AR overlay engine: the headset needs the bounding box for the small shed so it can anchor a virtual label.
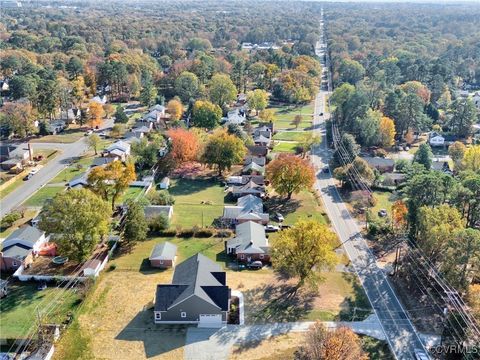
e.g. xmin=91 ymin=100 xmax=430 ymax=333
xmin=149 ymin=242 xmax=178 ymax=268
xmin=159 ymin=177 xmax=170 ymax=189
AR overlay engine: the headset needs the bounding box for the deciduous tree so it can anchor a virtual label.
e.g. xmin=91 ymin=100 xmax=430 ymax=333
xmin=272 ymin=220 xmax=338 ymax=292
xmin=379 ymin=116 xmax=396 ymax=147
xmin=167 ymin=128 xmax=200 ymax=165
xmin=463 ymin=145 xmax=480 ymax=172
xmin=296 ymin=322 xmax=368 ymax=360
xmin=448 ymin=141 xmax=466 ymax=170
xmin=86 ymin=133 xmax=101 ymax=155
xmin=87 ymin=161 xmax=136 ymax=210
xmin=247 ymin=89 xmax=269 ymax=115
xmin=201 ymin=129 xmax=246 ymax=175
xmin=88 ymin=101 xmax=104 ymax=128
xmin=39 ymin=189 xmax=111 ymax=262
xmin=174 ymin=71 xmax=200 ymax=103
xmin=293 ymin=114 xmax=302 ymax=129
xmin=167 ymin=99 xmax=184 ymax=121
xmin=258 ymin=108 xmax=276 ymax=123
xmin=267 ymin=154 xmax=315 ymax=199
xmin=208 ymin=73 xmax=237 ymax=108
xmin=192 ymin=100 xmax=222 ymax=129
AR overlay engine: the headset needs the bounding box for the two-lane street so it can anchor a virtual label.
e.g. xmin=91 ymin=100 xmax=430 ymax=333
xmin=311 ymin=84 xmax=428 ymax=360
xmin=0 ymin=118 xmax=114 ymax=218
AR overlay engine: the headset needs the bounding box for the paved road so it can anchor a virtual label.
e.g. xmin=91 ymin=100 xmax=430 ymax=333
xmin=0 ymin=119 xmax=113 ymax=217
xmin=311 ymin=21 xmax=428 ymax=359
xmin=184 ymin=315 xmax=384 ymax=360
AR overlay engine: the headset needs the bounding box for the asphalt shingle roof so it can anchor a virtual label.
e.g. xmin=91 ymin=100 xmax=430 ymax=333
xmin=150 ymin=242 xmax=177 ymax=261
xmin=155 ymin=254 xmax=229 ymax=312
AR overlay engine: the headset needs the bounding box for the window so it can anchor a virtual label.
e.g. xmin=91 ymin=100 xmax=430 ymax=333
xmin=259 ymin=254 xmax=264 ymax=259
xmin=155 ymin=313 xmax=161 ymax=319
xmin=181 ymin=312 xmax=187 ymax=318
xmin=159 ymin=260 xmax=164 ymax=264
xmin=12 ymin=261 xmax=17 ymax=267
xmin=240 ymin=254 xmax=245 ymax=259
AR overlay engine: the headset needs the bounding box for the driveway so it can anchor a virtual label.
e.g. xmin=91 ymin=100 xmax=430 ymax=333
xmin=184 ymin=315 xmax=384 ymax=360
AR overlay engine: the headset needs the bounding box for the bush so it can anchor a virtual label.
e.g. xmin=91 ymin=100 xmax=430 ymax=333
xmin=0 ymin=211 xmax=22 ymax=229
xmin=148 ymin=214 xmax=170 ymax=233
xmin=148 ymin=190 xmax=175 ymax=205
xmin=395 ymin=159 xmax=410 ymax=173
xmin=373 ymin=148 xmax=387 ymax=158
xmin=109 ymin=263 xmax=117 ymax=271
xmin=195 ymin=228 xmax=214 ymax=238
xmin=157 ymin=229 xmax=177 ymax=237
xmin=215 ymin=229 xmax=233 ymax=238
xmin=178 ymin=229 xmax=195 ymax=238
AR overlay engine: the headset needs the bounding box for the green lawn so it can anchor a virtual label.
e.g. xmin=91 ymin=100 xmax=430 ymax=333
xmin=112 ymin=236 xmax=225 ymax=271
xmin=24 ymin=186 xmax=65 ymax=207
xmin=120 ymin=187 xmax=146 ymax=203
xmin=49 ymin=156 xmax=94 ymax=184
xmin=168 ymin=178 xmax=230 ymax=228
xmin=273 ymin=141 xmax=300 ymax=153
xmin=0 ymin=176 xmax=26 ymax=200
xmin=372 ymin=190 xmax=395 ymax=216
xmin=0 ymin=282 xmax=80 ymax=339
xmin=31 ymin=130 xmax=85 ymax=144
xmin=272 ymin=132 xmax=310 ymax=142
xmin=274 ymin=119 xmax=313 ymax=131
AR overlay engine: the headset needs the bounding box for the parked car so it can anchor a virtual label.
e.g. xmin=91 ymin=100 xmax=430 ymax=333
xmin=247 ymin=261 xmax=263 ymax=270
xmin=24 ymin=168 xmax=39 ymax=180
xmin=319 ymin=112 xmax=324 ymax=116
xmin=378 ymin=209 xmax=388 ymax=217
xmin=275 ymin=212 xmax=285 ymax=222
xmin=84 ymin=129 xmax=93 ymax=136
xmin=265 ymin=224 xmax=280 ymax=232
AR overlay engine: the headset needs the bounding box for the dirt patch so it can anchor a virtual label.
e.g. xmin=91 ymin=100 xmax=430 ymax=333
xmin=230 ymin=332 xmax=303 ymax=360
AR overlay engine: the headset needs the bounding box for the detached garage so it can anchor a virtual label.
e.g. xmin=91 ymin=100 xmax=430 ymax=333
xmin=149 ymin=242 xmax=177 ymax=269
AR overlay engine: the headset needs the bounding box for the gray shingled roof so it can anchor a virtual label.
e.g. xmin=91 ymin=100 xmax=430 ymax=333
xmin=155 ymin=253 xmax=229 ymax=312
xmin=150 ymin=242 xmax=177 ymax=261
xmin=3 ymin=225 xmax=44 ymax=248
xmin=227 ymin=221 xmax=268 ymax=254
xmin=1 ymin=244 xmax=31 ymax=259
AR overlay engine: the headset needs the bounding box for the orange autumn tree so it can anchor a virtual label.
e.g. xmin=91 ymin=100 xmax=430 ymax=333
xmin=167 ymin=128 xmax=200 ymax=166
xmin=299 ymin=322 xmax=368 ymax=360
xmin=88 ymin=101 xmax=104 ymax=128
xmin=392 ymin=200 xmax=408 ymax=231
xmin=379 ymin=116 xmax=396 ymax=147
xmin=267 ymin=154 xmax=315 ymax=199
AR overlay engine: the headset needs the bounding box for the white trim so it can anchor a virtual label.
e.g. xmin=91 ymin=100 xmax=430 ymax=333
xmin=154 ymin=320 xmax=198 ymax=324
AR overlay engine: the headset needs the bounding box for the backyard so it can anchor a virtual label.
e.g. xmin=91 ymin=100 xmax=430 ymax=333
xmin=168 ymin=178 xmax=231 ymax=228
xmin=23 ymin=185 xmax=65 ymax=207
xmin=0 ymin=282 xmax=80 ymax=340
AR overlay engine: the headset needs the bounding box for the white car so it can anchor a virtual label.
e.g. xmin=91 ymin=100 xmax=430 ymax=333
xmin=414 ymin=349 xmax=429 ymax=360
xmin=25 ymin=168 xmax=39 ymax=180
xmin=264 ymin=225 xmax=280 ymax=232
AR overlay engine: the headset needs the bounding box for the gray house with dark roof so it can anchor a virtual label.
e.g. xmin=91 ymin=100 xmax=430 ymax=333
xmin=223 ymin=195 xmax=269 ymax=225
xmin=154 ymin=253 xmax=230 ymax=327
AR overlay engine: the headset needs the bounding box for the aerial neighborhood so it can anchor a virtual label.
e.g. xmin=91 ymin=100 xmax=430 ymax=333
xmin=0 ymin=1 xmax=479 ymax=360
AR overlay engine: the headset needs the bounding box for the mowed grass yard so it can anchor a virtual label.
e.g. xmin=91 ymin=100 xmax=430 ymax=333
xmin=272 ymin=141 xmax=300 ymax=153
xmin=30 ymin=129 xmax=85 ymax=144
xmin=23 ymin=185 xmax=65 ymax=207
xmin=0 ymin=282 xmax=80 ymax=339
xmin=168 ymin=178 xmax=231 ymax=228
xmin=270 ymin=103 xmax=314 ymax=130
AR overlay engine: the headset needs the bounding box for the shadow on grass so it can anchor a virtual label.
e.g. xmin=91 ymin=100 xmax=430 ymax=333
xmin=244 ymin=280 xmax=316 ymax=324
xmin=337 ymin=272 xmax=372 ymax=321
xmin=116 ymin=309 xmax=188 ymax=358
xmin=264 ymin=196 xmax=301 ymax=217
